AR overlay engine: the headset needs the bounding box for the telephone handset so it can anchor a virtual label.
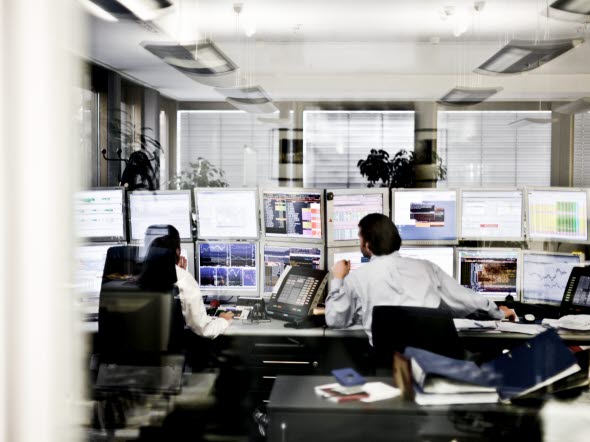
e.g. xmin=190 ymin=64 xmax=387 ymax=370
xmin=266 ymin=265 xmax=329 ymax=321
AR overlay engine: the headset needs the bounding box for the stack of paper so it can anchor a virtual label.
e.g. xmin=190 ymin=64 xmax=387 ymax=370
xmin=314 ymin=382 xmax=400 ymax=403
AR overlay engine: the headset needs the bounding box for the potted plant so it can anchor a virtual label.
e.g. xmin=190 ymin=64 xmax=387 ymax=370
xmin=168 ymin=157 xmax=229 ymax=189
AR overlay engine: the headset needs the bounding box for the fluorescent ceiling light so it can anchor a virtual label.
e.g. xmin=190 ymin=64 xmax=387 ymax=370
xmin=117 ymin=0 xmax=174 ymax=22
xmin=546 ymin=0 xmax=590 ymax=22
xmin=80 ymin=0 xmax=119 ymax=21
xmin=216 ymin=86 xmax=279 ymax=114
xmin=555 ymin=97 xmax=590 ymax=114
xmin=508 ymin=117 xmax=558 ymax=128
xmin=475 ymin=38 xmax=584 ymax=75
xmin=438 ymin=86 xmax=503 ymax=106
xmin=141 ymin=40 xmax=238 ymax=87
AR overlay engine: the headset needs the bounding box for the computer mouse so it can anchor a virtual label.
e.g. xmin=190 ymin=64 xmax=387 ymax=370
xmin=524 ymin=313 xmax=536 ymax=323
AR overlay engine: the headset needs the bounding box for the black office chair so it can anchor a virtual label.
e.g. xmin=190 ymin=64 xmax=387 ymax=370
xmin=371 ymin=306 xmax=466 ymax=369
xmin=102 ymin=245 xmax=142 ymax=281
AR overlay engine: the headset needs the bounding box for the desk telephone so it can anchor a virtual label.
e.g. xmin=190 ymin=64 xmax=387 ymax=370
xmin=266 ymin=266 xmax=329 ymax=322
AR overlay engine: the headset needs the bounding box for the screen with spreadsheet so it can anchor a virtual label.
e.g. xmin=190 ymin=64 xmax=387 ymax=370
xmin=195 ymin=189 xmax=258 ymax=239
xmin=457 ymin=249 xmax=519 ymax=299
xmin=461 ymin=190 xmax=523 ymax=240
xmin=263 ymin=191 xmax=323 ymax=240
xmin=129 ymin=191 xmax=192 ymax=240
xmin=263 ymin=244 xmax=322 ymax=294
xmin=75 ymin=189 xmax=125 ymax=241
xmin=197 ymin=242 xmax=258 ymax=291
xmin=522 ymin=252 xmax=581 ymax=305
xmin=393 ymin=190 xmax=457 ymax=243
xmin=398 ymin=247 xmax=454 ymax=278
xmin=328 ymin=192 xmax=384 ymax=244
xmin=527 ymin=189 xmax=588 ymax=242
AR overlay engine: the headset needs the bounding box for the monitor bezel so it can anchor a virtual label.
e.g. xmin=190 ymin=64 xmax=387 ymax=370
xmin=325 ymin=187 xmax=390 ymax=248
xmin=75 ymin=187 xmax=128 ymax=243
xmin=260 ymin=187 xmax=326 ymax=244
xmin=456 ymin=247 xmax=522 ymax=302
xmin=521 ymin=250 xmax=584 ymax=306
xmin=260 ymin=240 xmax=326 ymax=297
xmin=525 ymin=187 xmax=590 ymax=244
xmin=195 ymin=240 xmax=260 ymax=297
xmin=459 ymin=188 xmax=525 ymax=241
xmin=128 ymin=190 xmax=194 ymax=241
xmin=391 ymin=188 xmax=460 ymax=245
xmin=398 ymin=246 xmax=456 ymax=279
xmin=194 ymin=187 xmax=260 ymax=241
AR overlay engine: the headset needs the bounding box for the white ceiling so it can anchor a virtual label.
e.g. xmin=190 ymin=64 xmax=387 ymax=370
xmin=80 ymin=0 xmax=590 ymax=101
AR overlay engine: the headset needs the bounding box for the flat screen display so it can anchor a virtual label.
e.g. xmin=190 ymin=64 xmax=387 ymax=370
xmin=457 ymin=249 xmax=519 ymax=299
xmin=75 ymin=190 xmax=125 ymax=241
xmin=263 ymin=244 xmax=322 ymax=294
xmin=398 ymin=247 xmax=454 ymax=278
xmin=522 ymin=252 xmax=581 ymax=305
xmin=129 ymin=192 xmax=192 ymax=240
xmin=527 ymin=189 xmax=588 ymax=241
xmin=196 ymin=189 xmax=258 ymax=239
xmin=461 ymin=190 xmax=523 ymax=239
xmin=263 ymin=191 xmax=322 ymax=240
xmin=330 ymin=192 xmax=384 ymax=242
xmin=197 ymin=242 xmax=258 ymax=291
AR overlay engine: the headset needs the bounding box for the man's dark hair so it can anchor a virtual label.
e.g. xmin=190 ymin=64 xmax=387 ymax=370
xmin=358 ymin=213 xmax=402 ymax=256
xmin=144 ymin=224 xmax=181 ymax=254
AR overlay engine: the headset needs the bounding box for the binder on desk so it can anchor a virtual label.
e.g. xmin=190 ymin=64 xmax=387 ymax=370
xmin=404 ymin=329 xmax=580 ymax=403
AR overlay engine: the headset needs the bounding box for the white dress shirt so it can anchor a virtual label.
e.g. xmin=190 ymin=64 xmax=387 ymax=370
xmin=175 ymin=265 xmax=230 ymax=339
xmin=325 ymin=252 xmax=505 ymax=345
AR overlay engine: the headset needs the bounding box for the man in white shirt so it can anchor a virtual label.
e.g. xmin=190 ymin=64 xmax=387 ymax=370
xmin=147 ymin=228 xmax=233 ymax=339
xmin=325 ymin=214 xmax=516 ymax=345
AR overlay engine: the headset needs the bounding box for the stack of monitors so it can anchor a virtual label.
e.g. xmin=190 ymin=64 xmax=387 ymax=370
xmin=457 ymin=248 xmax=520 ymax=301
xmin=195 ymin=188 xmax=260 ymax=296
xmin=392 ymin=189 xmax=458 ymax=244
xmin=74 ymin=189 xmax=126 ymax=242
xmin=128 ymin=191 xmax=193 ymax=241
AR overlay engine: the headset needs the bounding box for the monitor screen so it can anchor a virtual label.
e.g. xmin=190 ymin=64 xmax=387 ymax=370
xmin=75 ymin=190 xmax=125 ymax=241
xmin=197 ymin=242 xmax=258 ymax=291
xmin=263 ymin=191 xmax=323 ymax=240
xmin=457 ymin=249 xmax=519 ymax=299
xmin=129 ymin=192 xmax=192 ymax=240
xmin=263 ymin=244 xmax=323 ymax=294
xmin=461 ymin=190 xmax=523 ymax=239
xmin=522 ymin=252 xmax=581 ymax=305
xmin=393 ymin=190 xmax=457 ymax=243
xmin=195 ymin=189 xmax=258 ymax=239
xmin=398 ymin=247 xmax=454 ymax=278
xmin=328 ymin=191 xmax=384 ymax=244
xmin=572 ymin=275 xmax=590 ymax=308
xmin=527 ymin=189 xmax=588 ymax=242
xmin=329 ymin=249 xmax=370 ymax=273
xmin=75 ymin=244 xmax=112 ymax=298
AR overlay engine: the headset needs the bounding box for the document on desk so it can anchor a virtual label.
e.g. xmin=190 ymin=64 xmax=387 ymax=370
xmin=453 ymin=319 xmax=498 ymax=331
xmin=496 ymin=322 xmax=546 ymax=335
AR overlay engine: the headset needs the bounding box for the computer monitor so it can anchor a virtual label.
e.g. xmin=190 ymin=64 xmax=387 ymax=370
xmin=262 ymin=188 xmax=324 ymax=242
xmin=129 ymin=191 xmax=193 ymax=241
xmin=196 ymin=241 xmax=258 ymax=297
xmin=262 ymin=242 xmax=324 ymax=295
xmin=526 ymin=188 xmax=589 ymax=242
xmin=195 ymin=188 xmax=259 ymax=240
xmin=398 ymin=247 xmax=455 ymax=278
xmin=460 ymin=189 xmax=524 ymax=240
xmin=75 ymin=189 xmax=126 ymax=242
xmin=74 ymin=244 xmax=114 ymax=316
xmin=522 ymin=251 xmax=582 ymax=305
xmin=457 ymin=248 xmax=520 ymax=301
xmin=325 ymin=188 xmax=389 ymax=247
xmin=392 ymin=189 xmax=458 ymax=244
xmin=327 ymin=246 xmax=370 ymax=274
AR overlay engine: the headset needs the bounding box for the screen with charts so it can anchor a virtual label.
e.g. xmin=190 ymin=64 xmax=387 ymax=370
xmin=75 ymin=190 xmax=125 ymax=241
xmin=393 ymin=190 xmax=457 ymax=242
xmin=129 ymin=192 xmax=192 ymax=240
xmin=461 ymin=190 xmax=523 ymax=239
xmin=263 ymin=244 xmax=323 ymax=294
xmin=328 ymin=191 xmax=384 ymax=243
xmin=527 ymin=189 xmax=588 ymax=241
xmin=522 ymin=252 xmax=581 ymax=305
xmin=74 ymin=244 xmax=112 ymax=315
xmin=457 ymin=249 xmax=519 ymax=299
xmin=197 ymin=242 xmax=257 ymax=291
xmin=398 ymin=247 xmax=454 ymax=278
xmin=263 ymin=191 xmax=322 ymax=240
xmin=196 ymin=189 xmax=258 ymax=239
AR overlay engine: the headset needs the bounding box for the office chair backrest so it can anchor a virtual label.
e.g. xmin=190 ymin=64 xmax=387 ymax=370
xmin=372 ymin=306 xmax=465 ymax=363
xmin=102 ymin=245 xmax=142 ymax=280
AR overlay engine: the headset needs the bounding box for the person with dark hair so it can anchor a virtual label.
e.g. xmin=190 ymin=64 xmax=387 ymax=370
xmin=325 ymin=213 xmax=515 ymax=344
xmin=144 ymin=225 xmax=233 ymax=339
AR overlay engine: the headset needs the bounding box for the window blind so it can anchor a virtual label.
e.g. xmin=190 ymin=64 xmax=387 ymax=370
xmin=303 ymin=111 xmax=415 ymax=188
xmin=178 ymin=111 xmax=277 ymax=187
xmin=437 ymin=111 xmax=552 ymax=188
xmin=573 ymin=112 xmax=590 ymax=187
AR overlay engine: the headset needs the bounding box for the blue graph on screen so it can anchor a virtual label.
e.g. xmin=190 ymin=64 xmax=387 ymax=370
xmin=198 ymin=242 xmax=257 ymax=290
xmin=243 ymin=268 xmax=257 ymax=287
xmin=227 ymin=267 xmax=243 ymax=286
